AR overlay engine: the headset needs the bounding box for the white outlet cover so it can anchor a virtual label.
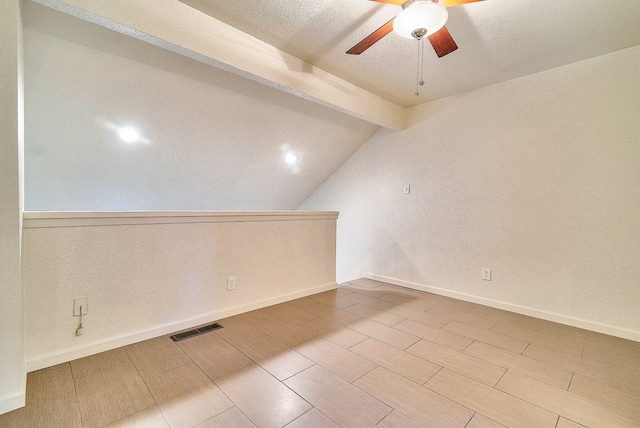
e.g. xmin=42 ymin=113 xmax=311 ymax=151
xmin=227 ymin=276 xmax=236 ymax=290
xmin=482 ymin=268 xmax=491 ymax=281
xmin=73 ymin=297 xmax=88 ymax=316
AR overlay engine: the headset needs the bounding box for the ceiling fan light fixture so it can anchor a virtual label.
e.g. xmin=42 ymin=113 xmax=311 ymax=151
xmin=393 ymin=1 xmax=449 ymax=40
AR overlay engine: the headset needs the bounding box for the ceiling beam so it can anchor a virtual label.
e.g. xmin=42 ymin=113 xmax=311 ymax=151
xmin=32 ymin=0 xmax=407 ymax=130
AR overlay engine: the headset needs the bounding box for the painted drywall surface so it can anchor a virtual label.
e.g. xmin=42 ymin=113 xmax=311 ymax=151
xmin=23 ymin=212 xmax=336 ymax=369
xmin=23 ymin=2 xmax=379 ymax=211
xmin=0 ymin=0 xmax=26 ymax=415
xmin=300 ymin=45 xmax=640 ymax=336
xmin=299 ymin=145 xmax=369 ymax=284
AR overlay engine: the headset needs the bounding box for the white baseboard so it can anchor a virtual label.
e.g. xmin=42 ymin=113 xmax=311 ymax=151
xmin=0 ymin=389 xmax=25 ymax=416
xmin=27 ymin=282 xmax=337 ymax=372
xmin=365 ymin=273 xmax=639 ymax=342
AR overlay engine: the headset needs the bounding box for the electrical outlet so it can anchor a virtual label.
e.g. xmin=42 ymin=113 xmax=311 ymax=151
xmin=482 ymin=268 xmax=491 ymax=281
xmin=227 ymin=276 xmax=236 ymax=291
xmin=73 ymin=297 xmax=88 ymax=316
xmin=403 ymin=184 xmax=411 ymax=194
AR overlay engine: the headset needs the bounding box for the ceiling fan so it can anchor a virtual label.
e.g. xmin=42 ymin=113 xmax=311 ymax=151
xmin=347 ymin=0 xmax=485 ymax=58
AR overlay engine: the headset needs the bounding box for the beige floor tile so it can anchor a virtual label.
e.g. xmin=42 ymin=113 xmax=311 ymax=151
xmin=0 ymin=403 xmax=82 ymax=428
xmin=25 ymin=404 xmax=82 ymax=428
xmin=523 ymin=343 xmax=640 ymax=395
xmin=568 ymin=373 xmax=640 ymax=420
xmin=297 ymin=316 xmax=368 ymax=348
xmin=385 ymin=305 xmax=449 ymax=328
xmin=466 ymin=413 xmax=508 ymax=428
xmin=104 ymin=405 xmax=170 ymax=428
xmin=303 ymin=302 xmax=362 ymax=325
xmin=333 ymin=292 xmax=398 ymax=311
xmin=407 ymin=340 xmax=506 ymax=386
xmin=496 ymin=371 xmax=638 ymax=428
xmin=194 ymin=407 xmax=255 ymax=428
xmin=384 ymin=294 xmax=439 ymax=311
xmin=343 ymin=278 xmax=388 ymax=289
xmin=195 ymin=407 xmax=256 ymax=428
xmin=145 ymin=363 xmax=233 ymax=428
xmin=25 ymin=363 xmax=77 ymax=415
xmin=177 ymin=331 xmax=253 ymax=379
xmin=346 ymin=319 xmax=420 ymax=349
xmin=70 ymin=348 xmax=131 ymax=378
xmin=467 ymin=307 xmax=545 ymax=332
xmin=0 ymin=406 xmax=26 ymax=427
xmin=354 ymin=366 xmax=473 ymax=428
xmin=444 ymin=321 xmax=529 ymax=354
xmin=74 ymin=361 xmax=155 ymax=428
xmin=240 ymin=311 xmax=318 ymax=347
xmin=539 ymin=322 xmax=591 ymax=342
xmin=375 ymin=410 xmax=424 ymax=428
xmin=425 ymin=369 xmax=557 ymax=428
xmin=263 ymin=302 xmax=319 ymax=324
xmin=214 ymin=316 xmax=267 ymax=347
xmin=430 ymin=297 xmax=477 ymax=313
xmin=426 ymin=305 xmax=497 ymax=330
xmin=294 ymin=337 xmax=377 ymax=382
xmin=349 ymin=338 xmax=441 ymax=384
xmin=377 ymin=293 xmax=415 ymax=305
xmin=286 ymin=295 xmax=321 ymax=308
xmin=491 ymin=322 xmax=585 ymax=356
xmin=125 ymin=335 xmax=191 ymax=379
xmin=394 ymin=319 xmax=473 ymax=351
xmin=285 ymin=365 xmax=391 ymax=428
xmin=464 ymin=341 xmax=573 ymax=389
xmin=556 ymin=417 xmax=587 ymax=428
xmin=343 ymin=303 xmax=406 ymax=326
xmin=339 ymin=286 xmax=395 ymax=299
xmin=217 ymin=364 xmax=312 ymax=428
xmin=582 ymin=337 xmax=640 ymax=370
xmin=233 ymin=335 xmax=314 ymax=381
xmin=284 ymin=408 xmax=340 ymax=428
xmin=308 ymin=289 xmax=356 ymax=307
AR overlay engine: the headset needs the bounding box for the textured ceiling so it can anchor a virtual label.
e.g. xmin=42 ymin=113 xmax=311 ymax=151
xmin=180 ymin=0 xmax=640 ymax=107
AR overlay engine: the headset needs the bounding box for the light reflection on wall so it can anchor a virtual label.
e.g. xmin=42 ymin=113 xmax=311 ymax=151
xmin=279 ymin=143 xmax=301 ymax=174
xmin=94 ymin=116 xmax=152 ymax=145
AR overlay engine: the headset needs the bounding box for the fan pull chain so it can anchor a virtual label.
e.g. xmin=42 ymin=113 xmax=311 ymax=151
xmin=415 ymin=38 xmax=425 ymax=96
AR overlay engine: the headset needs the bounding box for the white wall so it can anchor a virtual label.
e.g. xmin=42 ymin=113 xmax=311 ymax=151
xmin=0 ymin=0 xmax=26 ymax=415
xmin=23 ymin=211 xmax=337 ymax=371
xmin=300 ymin=46 xmax=640 ymax=340
xmin=23 ymin=2 xmax=379 ymax=211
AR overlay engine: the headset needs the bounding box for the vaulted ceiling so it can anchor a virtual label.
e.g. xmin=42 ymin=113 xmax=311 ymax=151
xmin=32 ymin=0 xmax=640 ymax=130
xmin=181 ymin=0 xmax=640 ymax=107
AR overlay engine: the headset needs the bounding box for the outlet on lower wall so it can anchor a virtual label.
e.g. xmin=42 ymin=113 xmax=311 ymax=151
xmin=227 ymin=276 xmax=236 ymax=291
xmin=73 ymin=297 xmax=88 ymax=316
xmin=482 ymin=268 xmax=491 ymax=281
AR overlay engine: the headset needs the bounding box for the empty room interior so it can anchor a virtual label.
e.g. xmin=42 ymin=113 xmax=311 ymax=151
xmin=1 ymin=0 xmax=640 ymax=427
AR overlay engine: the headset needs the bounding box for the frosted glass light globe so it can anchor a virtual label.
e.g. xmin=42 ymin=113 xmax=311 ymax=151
xmin=393 ymin=1 xmax=449 ymax=39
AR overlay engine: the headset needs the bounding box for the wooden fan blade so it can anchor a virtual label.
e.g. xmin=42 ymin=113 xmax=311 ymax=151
xmin=347 ymin=18 xmax=395 ymax=55
xmin=368 ymin=0 xmax=405 ymax=5
xmin=428 ymin=26 xmax=458 ymax=58
xmin=439 ymin=0 xmax=485 ymax=7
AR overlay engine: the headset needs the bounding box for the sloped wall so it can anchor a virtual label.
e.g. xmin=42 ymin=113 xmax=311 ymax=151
xmin=23 ymin=2 xmax=378 ymax=211
xmin=300 ymin=45 xmax=640 ymax=340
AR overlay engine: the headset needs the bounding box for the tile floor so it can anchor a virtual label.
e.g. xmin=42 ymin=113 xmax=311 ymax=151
xmin=1 ymin=278 xmax=639 ymax=427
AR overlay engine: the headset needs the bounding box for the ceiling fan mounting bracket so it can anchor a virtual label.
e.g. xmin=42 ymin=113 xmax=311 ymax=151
xmin=411 ymin=28 xmax=427 ymax=40
xmin=402 ymin=0 xmax=438 ymax=10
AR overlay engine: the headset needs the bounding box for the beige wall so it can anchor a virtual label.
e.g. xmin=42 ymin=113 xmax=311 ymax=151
xmin=0 ymin=0 xmax=26 ymax=415
xmin=301 ymin=46 xmax=640 ymax=340
xmin=23 ymin=212 xmax=337 ymax=371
